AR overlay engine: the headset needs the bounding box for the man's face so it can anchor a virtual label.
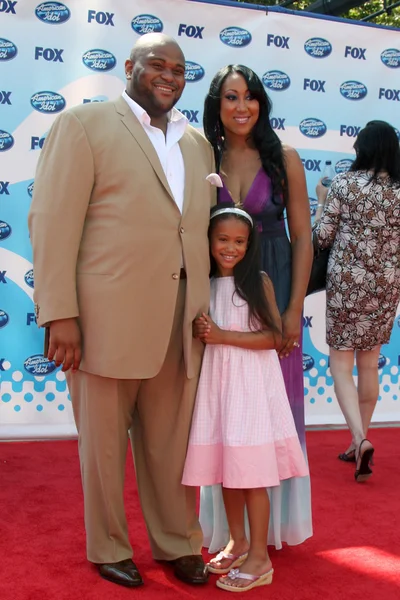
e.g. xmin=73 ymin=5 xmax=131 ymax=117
xmin=126 ymin=42 xmax=186 ymax=117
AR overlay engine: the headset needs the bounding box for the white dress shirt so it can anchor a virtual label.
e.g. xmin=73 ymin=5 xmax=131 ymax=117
xmin=122 ymin=90 xmax=187 ymax=214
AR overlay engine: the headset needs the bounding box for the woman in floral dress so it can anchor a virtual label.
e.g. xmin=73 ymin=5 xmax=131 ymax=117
xmin=314 ymin=120 xmax=400 ymax=482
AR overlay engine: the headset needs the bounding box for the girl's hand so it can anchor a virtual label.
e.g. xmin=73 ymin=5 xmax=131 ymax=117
xmin=279 ymin=308 xmax=302 ymax=359
xmin=193 ymin=313 xmax=225 ymax=345
xmin=193 ymin=314 xmax=210 ymax=339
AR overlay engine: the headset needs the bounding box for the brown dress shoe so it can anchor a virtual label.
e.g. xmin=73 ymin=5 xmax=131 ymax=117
xmin=172 ymin=555 xmax=209 ymax=585
xmin=97 ymin=558 xmax=143 ymax=587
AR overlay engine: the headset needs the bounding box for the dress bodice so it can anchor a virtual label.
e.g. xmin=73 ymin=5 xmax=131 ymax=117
xmin=218 ymin=168 xmax=285 ymax=236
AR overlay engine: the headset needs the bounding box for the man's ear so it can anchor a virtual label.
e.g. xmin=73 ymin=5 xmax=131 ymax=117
xmin=125 ymin=58 xmax=133 ymax=80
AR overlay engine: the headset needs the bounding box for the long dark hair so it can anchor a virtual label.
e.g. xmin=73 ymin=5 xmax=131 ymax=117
xmin=209 ymin=204 xmax=280 ymax=335
xmin=203 ymin=64 xmax=288 ymax=205
xmin=351 ymin=120 xmax=400 ymax=184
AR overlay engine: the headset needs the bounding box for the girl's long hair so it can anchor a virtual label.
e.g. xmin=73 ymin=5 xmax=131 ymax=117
xmin=351 ymin=120 xmax=400 ymax=185
xmin=209 ymin=204 xmax=280 ymax=335
xmin=203 ymin=64 xmax=288 ymax=206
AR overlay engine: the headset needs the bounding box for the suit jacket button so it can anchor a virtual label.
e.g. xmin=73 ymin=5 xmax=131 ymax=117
xmin=172 ymin=273 xmax=179 ymax=280
xmin=179 ymin=227 xmax=185 ymax=234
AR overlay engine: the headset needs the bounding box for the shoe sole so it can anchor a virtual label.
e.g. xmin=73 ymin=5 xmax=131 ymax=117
xmin=216 ymin=569 xmax=273 ymax=592
xmin=174 ymin=572 xmax=209 ymax=585
xmin=99 ymin=573 xmax=144 ymax=587
xmin=355 ymin=447 xmax=374 ymax=483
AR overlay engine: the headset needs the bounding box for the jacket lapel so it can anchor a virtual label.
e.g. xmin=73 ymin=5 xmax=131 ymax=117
xmin=114 ymin=97 xmax=175 ymax=203
xmin=179 ymin=133 xmax=194 ymax=217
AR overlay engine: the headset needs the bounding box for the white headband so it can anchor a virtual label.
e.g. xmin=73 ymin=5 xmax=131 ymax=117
xmin=210 ymin=207 xmax=253 ymax=226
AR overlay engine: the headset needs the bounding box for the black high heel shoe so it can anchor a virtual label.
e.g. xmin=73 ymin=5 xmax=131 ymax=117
xmin=355 ymin=439 xmax=374 ymax=483
xmin=338 ymin=449 xmax=356 ymax=463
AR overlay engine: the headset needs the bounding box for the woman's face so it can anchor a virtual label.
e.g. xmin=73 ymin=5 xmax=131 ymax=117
xmin=219 ymin=72 xmax=260 ymax=139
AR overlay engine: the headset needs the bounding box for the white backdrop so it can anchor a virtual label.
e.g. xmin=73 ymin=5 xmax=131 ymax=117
xmin=0 ymin=0 xmax=399 ymax=439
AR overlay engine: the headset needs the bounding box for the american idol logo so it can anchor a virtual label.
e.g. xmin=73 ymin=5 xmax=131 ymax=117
xmin=24 ymin=354 xmax=57 ymax=375
xmin=302 ymin=353 xmax=315 ymax=371
xmin=31 ymin=91 xmax=66 ymax=114
xmin=82 ymin=49 xmax=116 ymax=72
xmin=340 ymin=81 xmax=368 ymax=101
xmin=35 ymin=2 xmax=70 ymax=24
xmin=299 ymin=118 xmax=327 ymax=138
xmin=262 ymin=70 xmax=290 ymax=91
xmin=304 ymin=38 xmax=332 ymax=58
xmin=309 ymin=197 xmax=318 ymax=217
xmin=24 ymin=269 xmax=35 ymax=288
xmin=0 ymin=220 xmax=12 ymax=240
xmin=0 ymin=309 xmax=9 ymax=329
xmin=27 ymin=182 xmax=34 ymax=197
xmin=380 ymin=48 xmax=400 ymax=69
xmin=0 ymin=130 xmax=14 ymax=151
xmin=0 ymin=38 xmax=18 ymax=61
xmin=335 ymin=159 xmax=353 ymax=174
xmin=131 ymin=14 xmax=163 ymax=35
xmin=184 ymin=61 xmax=205 ymax=82
xmin=378 ymin=354 xmax=387 ymax=369
xmin=219 ymin=27 xmax=252 ymax=48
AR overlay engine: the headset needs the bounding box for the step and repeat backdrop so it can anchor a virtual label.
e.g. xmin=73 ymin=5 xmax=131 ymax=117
xmin=1 ymin=0 xmax=399 ymax=438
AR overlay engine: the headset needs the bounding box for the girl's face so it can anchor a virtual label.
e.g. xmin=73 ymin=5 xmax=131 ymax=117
xmin=219 ymin=73 xmax=260 ymax=139
xmin=210 ymin=217 xmax=250 ymax=276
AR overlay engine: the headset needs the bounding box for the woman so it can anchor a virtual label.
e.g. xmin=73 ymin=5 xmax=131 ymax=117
xmin=200 ymin=64 xmax=313 ymax=568
xmin=314 ymin=120 xmax=400 ymax=482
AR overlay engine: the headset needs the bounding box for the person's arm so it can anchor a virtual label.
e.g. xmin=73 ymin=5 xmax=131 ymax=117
xmin=262 ymin=272 xmax=282 ymax=349
xmin=313 ymin=177 xmax=342 ymax=249
xmin=193 ymin=313 xmax=277 ymax=350
xmin=280 ymin=146 xmax=313 ymax=358
xmin=314 ymin=182 xmax=329 ymax=222
xmin=28 ymin=110 xmax=94 ymax=370
xmin=193 ymin=275 xmax=282 ymax=351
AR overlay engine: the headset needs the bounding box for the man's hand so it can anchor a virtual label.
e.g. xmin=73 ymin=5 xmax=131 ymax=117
xmin=48 ymin=318 xmax=82 ymax=372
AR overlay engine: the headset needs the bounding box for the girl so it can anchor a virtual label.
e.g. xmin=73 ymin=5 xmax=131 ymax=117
xmin=182 ymin=206 xmax=309 ymax=592
xmin=200 ymin=63 xmax=312 ymax=556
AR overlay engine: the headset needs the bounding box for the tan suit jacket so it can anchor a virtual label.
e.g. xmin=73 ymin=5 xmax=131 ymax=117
xmin=28 ymin=96 xmax=215 ymax=379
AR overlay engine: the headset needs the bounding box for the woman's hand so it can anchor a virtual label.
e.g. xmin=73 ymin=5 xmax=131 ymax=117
xmin=193 ymin=313 xmax=225 ymax=345
xmin=279 ymin=308 xmax=302 ymax=359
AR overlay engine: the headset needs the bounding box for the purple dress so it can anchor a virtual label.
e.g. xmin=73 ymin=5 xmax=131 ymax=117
xmin=199 ymin=168 xmax=312 ymax=551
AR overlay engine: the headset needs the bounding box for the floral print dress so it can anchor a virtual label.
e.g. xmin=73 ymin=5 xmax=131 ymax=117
xmin=315 ymin=170 xmax=400 ymax=350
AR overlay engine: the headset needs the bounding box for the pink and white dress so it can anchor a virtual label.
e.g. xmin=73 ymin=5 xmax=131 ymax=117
xmin=182 ymin=276 xmax=309 ymax=489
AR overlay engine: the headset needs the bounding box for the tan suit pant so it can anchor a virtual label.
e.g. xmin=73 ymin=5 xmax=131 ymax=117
xmin=66 ymin=282 xmax=203 ymax=563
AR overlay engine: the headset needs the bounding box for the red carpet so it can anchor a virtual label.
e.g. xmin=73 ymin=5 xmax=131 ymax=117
xmin=1 ymin=429 xmax=399 ymax=599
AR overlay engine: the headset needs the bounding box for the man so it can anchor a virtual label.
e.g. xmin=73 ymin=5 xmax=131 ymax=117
xmin=28 ymin=33 xmax=215 ymax=588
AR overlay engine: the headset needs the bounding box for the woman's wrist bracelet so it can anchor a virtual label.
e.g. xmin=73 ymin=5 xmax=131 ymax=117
xmin=317 ymin=203 xmax=325 ymax=208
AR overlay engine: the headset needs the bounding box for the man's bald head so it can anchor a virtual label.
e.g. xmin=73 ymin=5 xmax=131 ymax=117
xmin=124 ymin=34 xmax=186 ymax=124
xmin=129 ymin=33 xmax=184 ymax=64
